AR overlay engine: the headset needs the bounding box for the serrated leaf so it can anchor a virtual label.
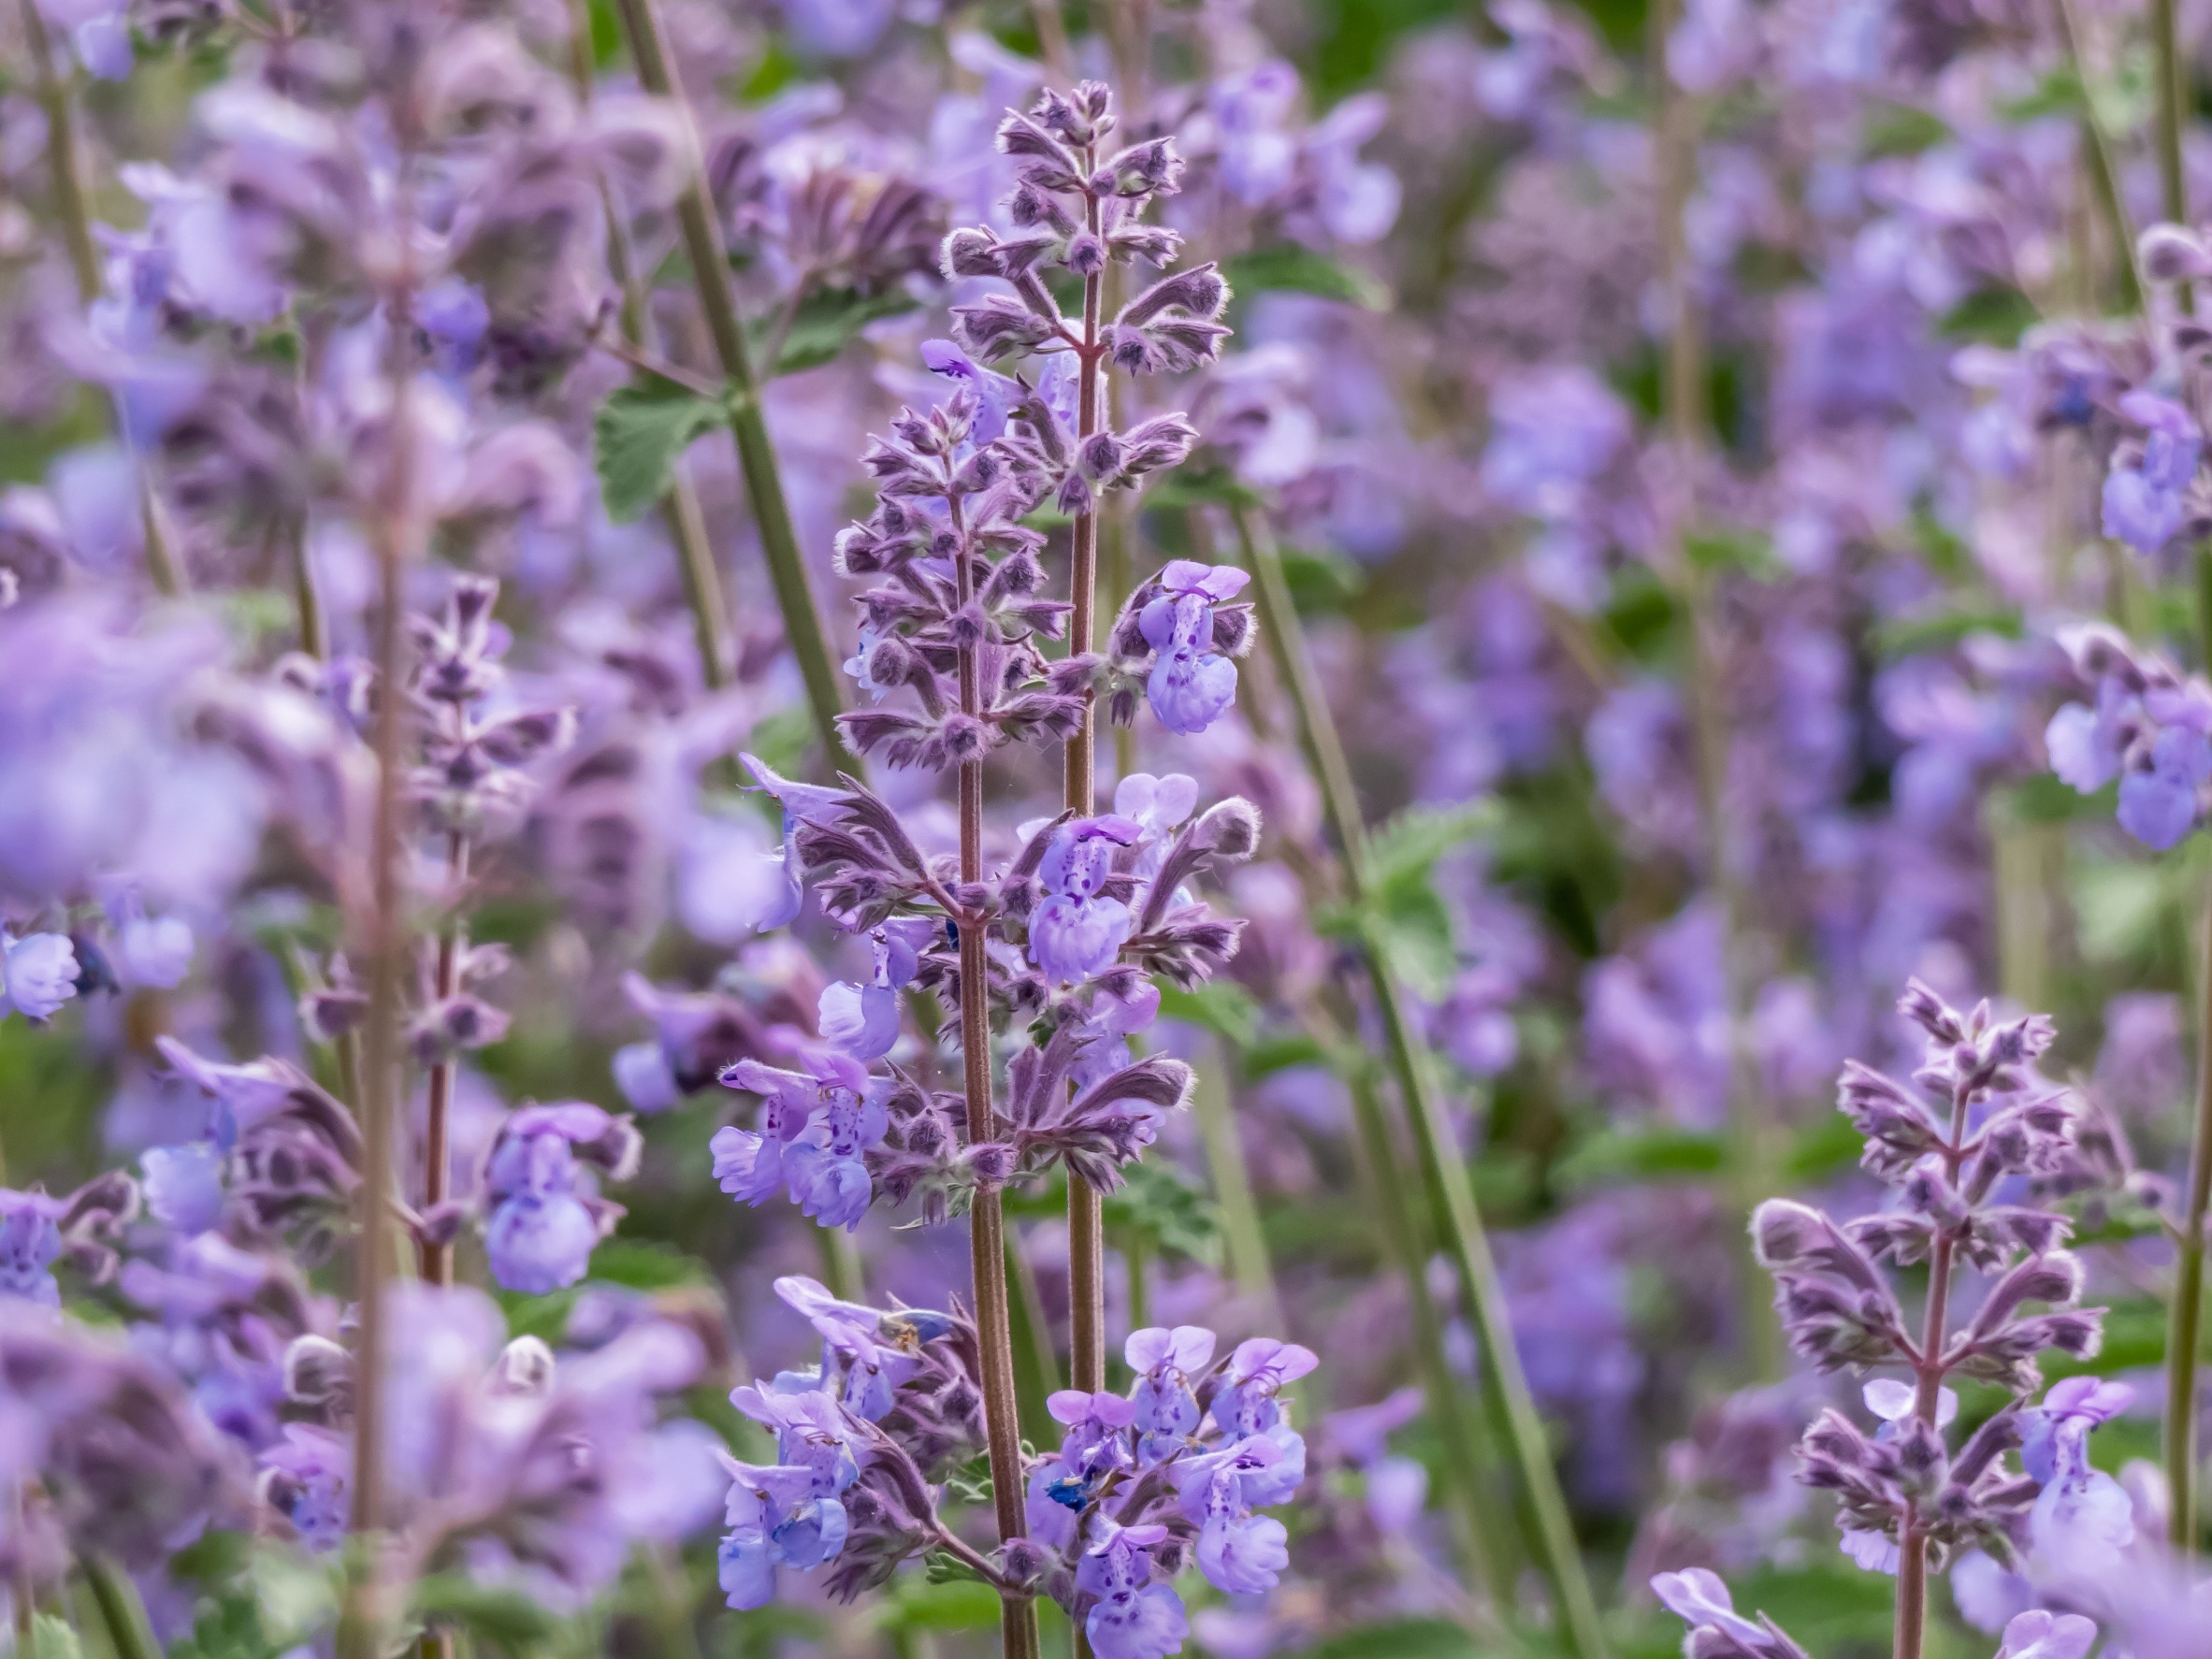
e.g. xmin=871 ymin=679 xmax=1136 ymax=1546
xmin=1103 ymin=1158 xmax=1222 ymax=1263
xmin=1223 ymin=244 xmax=1389 ymax=310
xmin=1367 ymin=801 xmax=1497 ymax=890
xmin=923 ymin=1550 xmax=989 ymax=1585
xmin=593 ymin=380 xmax=726 ymax=523
xmin=1372 ymin=873 xmax=1458 ymax=1000
xmin=761 ymin=287 xmax=922 ymax=377
xmin=943 ymin=1450 xmax=994 ymax=1506
xmin=411 ymin=1574 xmax=560 ymax=1655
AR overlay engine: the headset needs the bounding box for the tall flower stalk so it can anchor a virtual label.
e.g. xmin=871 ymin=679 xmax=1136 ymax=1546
xmin=15 ymin=0 xmax=185 ymax=598
xmin=607 ymin=0 xmax=856 ymax=774
xmin=1229 ymin=503 xmax=1605 ymax=1659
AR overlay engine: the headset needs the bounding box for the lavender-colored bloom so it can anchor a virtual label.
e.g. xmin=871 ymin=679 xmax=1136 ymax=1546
xmin=1211 ymin=1337 xmax=1318 ymax=1438
xmin=2102 ymin=392 xmax=2201 ymax=555
xmin=258 ymin=1423 xmax=350 ymax=1552
xmin=717 ymin=1459 xmax=851 ymax=1609
xmin=1652 ymin=1567 xmax=1810 ymax=1659
xmin=116 ymin=910 xmax=193 ymax=988
xmin=139 ymin=1142 xmax=224 ymax=1235
xmin=612 ymin=1041 xmax=682 ymax=1115
xmin=919 ymin=339 xmax=1020 ymax=445
xmin=2019 ymin=1378 xmax=2134 ymax=1571
xmin=1031 ymin=815 xmax=1145 ymax=984
xmin=2044 ymin=678 xmax=2134 ymax=794
xmin=480 ymin=1104 xmax=638 ymax=1294
xmin=2117 ymin=724 xmax=2212 ymax=849
xmin=1138 ymin=562 xmax=1251 ymax=735
xmin=716 ymin=1051 xmax=886 ymax=1228
xmin=1 ymin=931 xmax=79 ymax=1021
xmin=1994 ymin=1611 xmax=2098 ymax=1659
xmin=818 ymin=930 xmax=919 ymax=1060
xmin=1127 ymin=1324 xmax=1213 ymax=1462
xmin=0 ymin=1190 xmax=65 ymax=1306
xmin=1079 ymin=1524 xmax=1188 ymax=1659
xmin=1178 ymin=1436 xmax=1294 ymax=1593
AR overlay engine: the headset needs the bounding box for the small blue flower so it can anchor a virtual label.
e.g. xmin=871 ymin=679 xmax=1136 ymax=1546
xmin=2116 ymin=724 xmax=2212 ymax=849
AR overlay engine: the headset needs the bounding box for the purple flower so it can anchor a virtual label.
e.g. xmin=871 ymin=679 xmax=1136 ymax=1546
xmin=139 ymin=1142 xmax=224 ymax=1235
xmin=2020 ymin=1378 xmax=2134 ymax=1572
xmin=2102 ymin=392 xmax=2202 ymax=555
xmin=1079 ymin=1524 xmax=1188 ymax=1659
xmin=481 ymin=1104 xmax=638 ymax=1294
xmin=1127 ymin=1324 xmax=1214 ymax=1462
xmin=1210 ymin=1337 xmax=1318 ymax=1438
xmin=1 ymin=930 xmax=79 ymax=1021
xmin=0 ymin=1190 xmax=65 ymax=1305
xmin=612 ymin=1041 xmax=682 ymax=1114
xmin=1995 ymin=1611 xmax=2098 ymax=1659
xmin=730 ymin=1382 xmax=864 ymax=1496
xmin=773 ymin=1276 xmax=924 ymax=1420
xmin=258 ymin=1423 xmax=350 ymax=1552
xmin=1138 ymin=562 xmax=1251 ymax=736
xmin=818 ymin=930 xmax=919 ymax=1061
xmin=1178 ymin=1437 xmax=1294 ymax=1593
xmin=715 ymin=1051 xmax=885 ymax=1229
xmin=2044 ymin=678 xmax=2135 ymax=794
xmin=716 ymin=1458 xmax=851 ymax=1609
xmin=1031 ymin=815 xmax=1144 ymax=984
xmin=2117 ymin=724 xmax=2212 ymax=849
xmin=919 ymin=339 xmax=1021 ymax=445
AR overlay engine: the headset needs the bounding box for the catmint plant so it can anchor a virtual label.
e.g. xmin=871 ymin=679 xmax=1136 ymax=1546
xmin=1749 ymin=982 xmax=2113 ymax=1659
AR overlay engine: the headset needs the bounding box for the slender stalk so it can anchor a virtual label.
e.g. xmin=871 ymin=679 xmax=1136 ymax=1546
xmin=1006 ymin=1227 xmax=1060 ymax=1437
xmin=950 ymin=500 xmax=1040 ymax=1659
xmin=1898 ymin=1080 xmax=1972 ymax=1659
xmin=1340 ymin=1059 xmax=1517 ymax=1607
xmin=2052 ymin=0 xmax=2143 ymax=310
xmin=418 ymin=833 xmax=470 ymax=1286
xmin=80 ymin=1555 xmax=156 ymax=1659
xmin=2153 ymin=0 xmax=2189 ymax=227
xmin=1123 ymin=1232 xmax=1149 ymax=1334
xmin=18 ymin=0 xmax=187 ymax=598
xmin=340 ymin=230 xmax=421 ymax=1659
xmin=1651 ymin=0 xmax=1782 ymax=1383
xmin=607 ymin=0 xmax=855 ymax=774
xmin=1064 ymin=145 xmax=1109 ymax=1401
xmin=1192 ymin=1043 xmax=1281 ymax=1320
xmin=563 ymin=5 xmax=733 ymax=697
xmin=2167 ymin=563 xmax=2212 ymax=1551
xmin=1231 ymin=503 xmax=1606 ymax=1659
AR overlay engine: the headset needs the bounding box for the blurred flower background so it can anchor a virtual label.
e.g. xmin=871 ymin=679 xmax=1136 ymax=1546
xmin=8 ymin=0 xmax=2212 ymax=1654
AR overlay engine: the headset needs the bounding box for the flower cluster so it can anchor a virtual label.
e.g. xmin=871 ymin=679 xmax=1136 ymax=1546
xmin=2045 ymin=623 xmax=2212 ymax=849
xmin=719 ymin=1277 xmax=1308 ymax=1659
xmin=1751 ymin=982 xmax=2116 ymax=1591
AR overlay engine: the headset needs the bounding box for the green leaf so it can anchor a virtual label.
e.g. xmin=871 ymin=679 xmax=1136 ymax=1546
xmin=1683 ymin=527 xmax=1781 ymax=580
xmin=1223 ymin=244 xmax=1389 ymax=310
xmin=761 ymin=287 xmax=922 ymax=377
xmin=1863 ymin=100 xmax=1954 ymax=154
xmin=1141 ymin=465 xmax=1263 ymax=511
xmin=1155 ymin=980 xmax=1261 ymax=1047
xmin=30 ymin=1616 xmax=83 ymax=1659
xmin=593 ymin=380 xmax=726 ymax=523
xmin=1103 ymin=1158 xmax=1222 ymax=1264
xmin=1784 ymin=1111 xmax=1866 ymax=1183
xmin=1371 ymin=871 xmax=1458 ymax=1000
xmin=1556 ymin=1125 xmax=1728 ymax=1190
xmin=942 ymin=1450 xmax=995 ymax=1507
xmin=1240 ymin=1031 xmax=1331 ymax=1079
xmin=1873 ymin=602 xmax=2024 ymax=659
xmin=1278 ymin=545 xmax=1366 ymax=613
xmin=2046 ymin=1297 xmax=2166 ymax=1378
xmin=1298 ymin=1616 xmax=1479 ymax=1659
xmin=1722 ymin=1559 xmax=1898 ymax=1652
xmin=923 ymin=1550 xmax=989 ymax=1586
xmin=411 ymin=1574 xmax=560 ymax=1655
xmin=1367 ymin=801 xmax=1498 ymax=890
xmin=879 ymin=1576 xmax=1002 ymax=1631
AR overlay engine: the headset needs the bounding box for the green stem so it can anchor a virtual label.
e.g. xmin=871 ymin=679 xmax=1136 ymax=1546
xmin=2153 ymin=0 xmax=2189 ymax=226
xmin=1192 ymin=1038 xmax=1281 ymax=1319
xmin=1006 ymin=1225 xmax=1060 ymax=1439
xmin=2169 ymin=563 xmax=2212 ymax=1553
xmin=18 ymin=0 xmax=187 ymax=597
xmin=1230 ymin=503 xmax=1606 ymax=1659
xmin=607 ymin=0 xmax=856 ymax=774
xmin=1341 ymin=1057 xmax=1518 ymax=1608
xmin=2052 ymin=0 xmax=2143 ymax=310
xmin=80 ymin=1556 xmax=156 ymax=1659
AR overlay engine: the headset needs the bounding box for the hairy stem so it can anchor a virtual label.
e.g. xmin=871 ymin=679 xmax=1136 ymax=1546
xmin=608 ymin=0 xmax=855 ymax=774
xmin=418 ymin=833 xmax=470 ymax=1286
xmin=1066 ymin=162 xmax=1108 ymax=1401
xmin=18 ymin=0 xmax=187 ymax=598
xmin=951 ymin=501 xmax=1040 ymax=1659
xmin=1230 ymin=503 xmax=1606 ymax=1658
xmin=340 ymin=223 xmax=422 ymax=1659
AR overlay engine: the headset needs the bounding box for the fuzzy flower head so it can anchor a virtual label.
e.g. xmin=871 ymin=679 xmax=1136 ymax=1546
xmin=1136 ymin=562 xmax=1251 ymax=736
xmin=1031 ymin=815 xmax=1144 ymax=984
xmin=480 ymin=1103 xmax=639 ymax=1294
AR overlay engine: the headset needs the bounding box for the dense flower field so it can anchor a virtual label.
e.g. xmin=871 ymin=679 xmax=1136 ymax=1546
xmin=8 ymin=0 xmax=2212 ymax=1654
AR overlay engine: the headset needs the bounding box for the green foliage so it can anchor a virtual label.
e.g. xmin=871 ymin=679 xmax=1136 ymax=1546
xmin=1296 ymin=1615 xmax=1481 ymax=1659
xmin=1279 ymin=544 xmax=1368 ymax=613
xmin=759 ymin=287 xmax=922 ymax=377
xmin=1872 ymin=604 xmax=2025 ymax=661
xmin=1222 ymin=244 xmax=1389 ymax=311
xmin=876 ymin=1575 xmax=1001 ymax=1631
xmin=1555 ymin=1125 xmax=1728 ymax=1190
xmin=164 ymin=1535 xmax=335 ymax=1659
xmin=2045 ymin=1296 xmax=2165 ymax=1378
xmin=1156 ymin=980 xmax=1262 ymax=1047
xmin=29 ymin=1618 xmax=82 ymax=1659
xmin=1103 ymin=1158 xmax=1222 ymax=1265
xmin=1724 ymin=1558 xmax=1898 ymax=1653
xmin=1315 ymin=801 xmax=1498 ymax=999
xmin=411 ymin=1574 xmax=562 ymax=1655
xmin=593 ymin=380 xmax=728 ymax=523
xmin=921 ymin=1551 xmax=990 ymax=1588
